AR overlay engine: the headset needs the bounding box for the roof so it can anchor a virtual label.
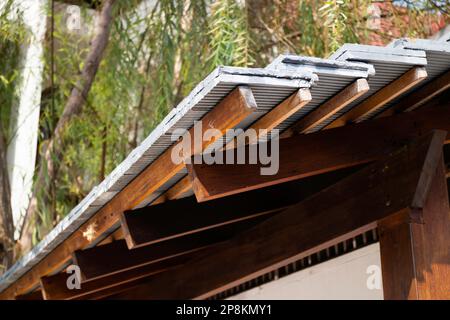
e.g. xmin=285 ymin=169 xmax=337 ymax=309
xmin=1 ymin=37 xmax=450 ymax=296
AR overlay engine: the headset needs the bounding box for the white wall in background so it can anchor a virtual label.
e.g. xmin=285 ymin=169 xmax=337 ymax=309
xmin=3 ymin=0 xmax=47 ymax=238
xmin=228 ymin=243 xmax=383 ymax=300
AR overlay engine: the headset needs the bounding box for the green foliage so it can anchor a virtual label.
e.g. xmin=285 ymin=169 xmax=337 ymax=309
xmin=0 ymin=0 xmax=26 ymax=142
xmin=208 ymin=0 xmax=253 ymax=67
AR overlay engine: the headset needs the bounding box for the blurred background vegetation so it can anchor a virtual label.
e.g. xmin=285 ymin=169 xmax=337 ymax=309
xmin=0 ymin=0 xmax=449 ymax=259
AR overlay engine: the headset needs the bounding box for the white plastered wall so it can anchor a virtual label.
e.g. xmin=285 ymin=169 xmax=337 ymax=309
xmin=229 ymin=243 xmax=383 ymax=300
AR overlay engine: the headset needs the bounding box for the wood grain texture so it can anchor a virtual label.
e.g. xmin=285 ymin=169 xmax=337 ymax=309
xmin=227 ymin=88 xmax=311 ymax=147
xmin=109 ymin=131 xmax=444 ymax=299
xmin=288 ymin=78 xmax=369 ymax=135
xmin=40 ymin=248 xmax=212 ymax=300
xmin=326 ymin=67 xmax=428 ymax=129
xmin=187 ymin=104 xmax=450 ymax=202
xmin=121 ymin=167 xmax=358 ymax=249
xmin=15 ymin=290 xmax=43 ymax=300
xmin=79 ymin=214 xmax=275 ymax=279
xmin=378 ymin=69 xmax=450 ymax=117
xmin=0 ymin=86 xmax=257 ymax=299
xmin=379 ymin=159 xmax=450 ymax=299
xmin=152 ymin=88 xmax=312 ymax=205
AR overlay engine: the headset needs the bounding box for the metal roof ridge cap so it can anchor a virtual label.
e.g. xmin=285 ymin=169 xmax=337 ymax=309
xmin=268 ymin=54 xmax=374 ymax=71
xmin=219 ymin=65 xmax=318 ymax=82
xmin=329 ymin=42 xmax=427 ymax=60
xmin=265 ymin=54 xmax=376 ymax=78
xmin=392 ymin=38 xmax=450 ymax=53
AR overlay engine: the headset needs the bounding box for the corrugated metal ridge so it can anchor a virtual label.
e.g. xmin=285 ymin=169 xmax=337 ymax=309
xmin=329 ymin=43 xmax=427 ymax=66
xmin=263 ymin=55 xmax=375 ymax=134
xmin=266 ymin=54 xmax=376 ymax=77
xmin=0 ymin=66 xmax=317 ymax=293
xmin=388 ymin=38 xmax=450 ymax=53
xmin=330 ymin=43 xmax=427 ymax=59
xmin=320 ymin=43 xmax=431 ymax=123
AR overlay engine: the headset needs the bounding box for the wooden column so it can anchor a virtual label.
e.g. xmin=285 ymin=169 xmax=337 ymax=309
xmin=379 ymin=157 xmax=450 ymax=300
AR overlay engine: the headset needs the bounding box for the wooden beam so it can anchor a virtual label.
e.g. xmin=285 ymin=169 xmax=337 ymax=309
xmin=379 ymin=158 xmax=450 ymax=299
xmin=15 ymin=290 xmax=43 ymax=300
xmin=286 ymin=78 xmax=369 ymax=135
xmin=40 ymin=249 xmax=208 ymax=300
xmin=326 ymin=67 xmax=428 ymax=129
xmin=121 ymin=167 xmax=357 ymax=249
xmin=0 ymin=86 xmax=257 ymax=299
xmin=42 ymin=212 xmax=285 ymax=299
xmin=77 ymin=214 xmax=275 ymax=280
xmin=151 ymin=176 xmax=192 ymax=205
xmin=97 ymin=227 xmax=124 ymax=246
xmin=109 ymin=131 xmax=446 ymax=299
xmin=378 ymin=69 xmax=450 ymax=117
xmin=151 ymin=88 xmax=312 ymax=205
xmin=228 ymin=88 xmax=311 ymax=147
xmin=187 ymin=103 xmax=450 ymax=202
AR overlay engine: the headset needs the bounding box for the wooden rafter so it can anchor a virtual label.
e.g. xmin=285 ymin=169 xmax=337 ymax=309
xmin=187 ymin=103 xmax=450 ymax=202
xmin=108 ymin=131 xmax=448 ymax=299
xmin=40 ymin=248 xmax=209 ymax=300
xmin=40 ymin=167 xmax=360 ymax=299
xmin=41 ymin=215 xmax=279 ymax=299
xmin=83 ymin=215 xmax=274 ymax=279
xmin=121 ymin=167 xmax=357 ymax=249
xmin=151 ymin=88 xmax=312 ymax=206
xmin=96 ymin=88 xmax=312 ymax=243
xmin=155 ymin=81 xmax=367 ymax=203
xmin=15 ymin=290 xmax=43 ymax=300
xmin=286 ymin=78 xmax=369 ymax=136
xmin=2 ymin=86 xmax=257 ymax=299
xmin=326 ymin=67 xmax=428 ymax=129
xmin=228 ymin=88 xmax=312 ymax=147
xmin=378 ymin=69 xmax=450 ymax=117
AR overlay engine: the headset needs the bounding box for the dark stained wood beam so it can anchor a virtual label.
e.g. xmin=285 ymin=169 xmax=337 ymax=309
xmin=151 ymin=88 xmax=312 ymax=205
xmin=379 ymin=157 xmax=450 ymax=299
xmin=326 ymin=67 xmax=428 ymax=129
xmin=122 ymin=166 xmax=359 ymax=249
xmin=40 ymin=248 xmax=211 ymax=300
xmin=444 ymin=143 xmax=450 ymax=178
xmin=108 ymin=131 xmax=447 ymax=299
xmin=187 ymin=103 xmax=450 ymax=202
xmin=122 ymin=199 xmax=280 ymax=249
xmin=15 ymin=290 xmax=43 ymax=300
xmin=76 ymin=214 xmax=276 ymax=280
xmin=0 ymin=86 xmax=258 ymax=299
xmin=378 ymin=69 xmax=450 ymax=117
xmin=287 ymin=78 xmax=370 ymax=135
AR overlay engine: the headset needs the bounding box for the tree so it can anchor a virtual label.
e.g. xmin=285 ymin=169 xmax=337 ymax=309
xmin=19 ymin=0 xmax=117 ymax=253
xmin=0 ymin=0 xmax=26 ymax=273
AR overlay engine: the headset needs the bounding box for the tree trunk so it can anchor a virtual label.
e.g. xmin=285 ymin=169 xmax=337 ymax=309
xmin=0 ymin=131 xmax=15 ymax=274
xmin=19 ymin=0 xmax=117 ymax=253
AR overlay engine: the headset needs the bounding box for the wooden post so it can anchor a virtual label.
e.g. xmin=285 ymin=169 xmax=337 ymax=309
xmin=379 ymin=155 xmax=450 ymax=299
